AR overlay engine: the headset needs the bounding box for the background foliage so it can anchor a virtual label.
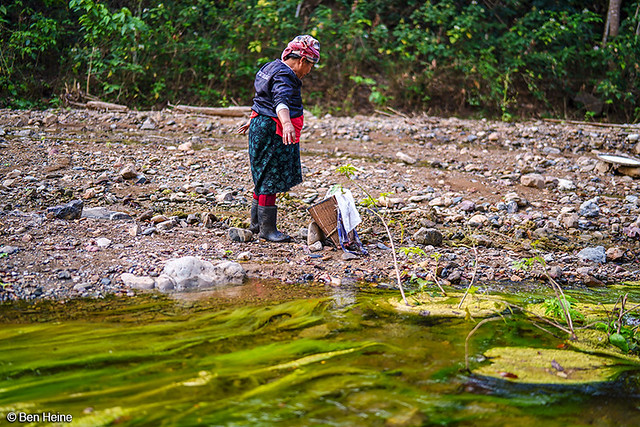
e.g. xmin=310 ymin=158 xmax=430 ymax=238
xmin=1 ymin=0 xmax=639 ymax=121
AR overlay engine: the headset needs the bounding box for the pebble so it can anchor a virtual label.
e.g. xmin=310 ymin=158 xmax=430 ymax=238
xmin=95 ymin=237 xmax=112 ymax=248
xmin=412 ymin=228 xmax=443 ymax=246
xmin=140 ymin=118 xmax=156 ymax=130
xmin=0 ymin=245 xmax=19 ymax=255
xmin=47 ymin=200 xmax=84 ymax=220
xmin=228 ymin=227 xmax=253 ymax=242
xmin=605 ymin=247 xmax=625 ymax=261
xmin=468 ymin=214 xmax=488 ymax=228
xmin=309 ymin=241 xmax=323 ymax=252
xmin=458 ymin=200 xmax=475 ymax=212
xmin=577 ymin=246 xmax=606 ymax=264
xmin=396 ymin=152 xmax=417 ymax=164
xmin=521 ymin=173 xmax=545 ymax=189
xmin=141 ymin=226 xmax=156 ymax=235
xmin=150 ymin=214 xmax=169 ymax=223
xmin=120 ymin=163 xmax=138 ymax=179
xmin=558 ymin=212 xmax=579 ymax=229
xmin=57 ymin=270 xmax=72 ymax=280
xmin=579 ymin=199 xmax=600 ymax=218
xmin=557 ymin=178 xmax=576 ymax=191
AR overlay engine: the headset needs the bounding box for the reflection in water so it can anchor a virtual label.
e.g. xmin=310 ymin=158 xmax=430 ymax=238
xmin=329 ymin=285 xmax=357 ymax=308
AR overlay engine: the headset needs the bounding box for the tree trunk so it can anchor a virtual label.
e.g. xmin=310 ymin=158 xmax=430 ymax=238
xmin=603 ymin=0 xmax=622 ymax=45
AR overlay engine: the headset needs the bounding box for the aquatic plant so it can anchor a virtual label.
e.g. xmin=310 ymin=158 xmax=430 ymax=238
xmin=595 ymin=293 xmax=640 ymax=354
xmin=512 ymin=254 xmax=576 ymax=338
xmin=399 ymin=248 xmax=447 ymax=296
xmin=336 ymin=164 xmax=408 ymax=305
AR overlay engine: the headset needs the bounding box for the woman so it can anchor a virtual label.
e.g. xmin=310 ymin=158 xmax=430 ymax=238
xmin=237 ymin=35 xmax=320 ymax=242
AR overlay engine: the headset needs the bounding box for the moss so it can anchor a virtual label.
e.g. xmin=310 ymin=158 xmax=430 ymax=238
xmin=525 ymin=301 xmax=616 ymax=324
xmin=569 ymin=329 xmax=640 ymax=365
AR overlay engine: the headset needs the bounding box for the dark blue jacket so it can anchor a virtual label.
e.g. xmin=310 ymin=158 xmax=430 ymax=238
xmin=251 ymin=60 xmax=304 ymax=119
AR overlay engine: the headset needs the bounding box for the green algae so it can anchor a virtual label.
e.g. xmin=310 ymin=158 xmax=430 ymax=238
xmin=2 ymin=287 xmax=640 ymax=426
xmin=387 ymin=292 xmax=508 ymax=318
xmin=569 ymin=329 xmax=640 ymax=365
xmin=473 ymin=346 xmax=631 ymax=384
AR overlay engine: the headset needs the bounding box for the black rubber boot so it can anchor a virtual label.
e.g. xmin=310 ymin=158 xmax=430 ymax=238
xmin=249 ymin=199 xmax=260 ymax=234
xmin=258 ymin=205 xmax=291 ymax=242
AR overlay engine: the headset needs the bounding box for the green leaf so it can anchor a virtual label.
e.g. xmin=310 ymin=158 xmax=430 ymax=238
xmin=610 ymin=333 xmax=629 ymax=353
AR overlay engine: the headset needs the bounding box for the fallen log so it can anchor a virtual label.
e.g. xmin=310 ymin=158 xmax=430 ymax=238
xmin=86 ymin=101 xmax=129 ymax=112
xmin=169 ymin=104 xmax=251 ymax=117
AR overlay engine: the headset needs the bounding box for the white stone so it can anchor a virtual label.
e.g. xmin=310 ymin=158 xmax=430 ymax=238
xmin=162 ymin=256 xmax=245 ymax=291
xmin=307 ymin=221 xmax=324 ymax=245
xmin=154 ymin=274 xmax=176 ymax=292
xmin=95 ymin=237 xmax=112 ymax=248
xmin=309 ymin=241 xmax=323 ymax=252
xmin=120 ymin=273 xmax=155 ymax=290
xmin=396 ymin=152 xmax=417 ymax=164
xmin=557 ymin=178 xmax=576 ymax=191
xmin=468 ymin=214 xmax=488 ymax=228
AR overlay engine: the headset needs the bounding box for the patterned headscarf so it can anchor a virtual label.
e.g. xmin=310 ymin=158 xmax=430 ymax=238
xmin=281 ymin=35 xmax=320 ymax=64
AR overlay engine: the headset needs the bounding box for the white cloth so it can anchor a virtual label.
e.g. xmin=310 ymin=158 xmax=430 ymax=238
xmin=327 ymin=187 xmax=361 ymax=234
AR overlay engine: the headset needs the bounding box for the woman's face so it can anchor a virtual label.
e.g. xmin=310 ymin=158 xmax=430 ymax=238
xmin=294 ymin=58 xmax=314 ymax=79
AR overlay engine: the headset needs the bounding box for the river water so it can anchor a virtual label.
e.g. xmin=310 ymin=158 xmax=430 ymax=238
xmin=1 ymin=282 xmax=640 ymax=426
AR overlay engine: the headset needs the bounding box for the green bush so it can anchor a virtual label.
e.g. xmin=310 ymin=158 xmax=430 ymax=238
xmin=0 ymin=0 xmax=638 ymax=121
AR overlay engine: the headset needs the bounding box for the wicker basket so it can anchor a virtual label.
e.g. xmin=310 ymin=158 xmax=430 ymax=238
xmin=307 ymin=196 xmax=340 ymax=246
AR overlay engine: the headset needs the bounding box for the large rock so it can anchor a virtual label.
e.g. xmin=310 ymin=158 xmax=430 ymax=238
xmin=163 ymin=256 xmax=245 ymax=291
xmin=154 ymin=274 xmax=176 ymax=292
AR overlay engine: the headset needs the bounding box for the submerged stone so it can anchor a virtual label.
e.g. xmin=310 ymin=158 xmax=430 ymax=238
xmin=388 ymin=292 xmax=507 ymax=318
xmin=473 ymin=346 xmax=632 ymax=384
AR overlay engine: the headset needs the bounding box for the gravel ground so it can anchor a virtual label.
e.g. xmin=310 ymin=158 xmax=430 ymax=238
xmin=0 ymin=108 xmax=639 ymax=302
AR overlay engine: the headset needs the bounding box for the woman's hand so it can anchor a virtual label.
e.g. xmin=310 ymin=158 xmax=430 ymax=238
xmin=282 ymin=122 xmax=297 ymax=145
xmin=235 ymin=120 xmax=251 ymax=135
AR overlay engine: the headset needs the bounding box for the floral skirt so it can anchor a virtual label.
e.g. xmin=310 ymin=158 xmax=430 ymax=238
xmin=248 ymin=114 xmax=302 ymax=194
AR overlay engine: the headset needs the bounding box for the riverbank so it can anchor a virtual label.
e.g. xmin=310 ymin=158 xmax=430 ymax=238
xmin=0 ymin=108 xmax=639 ymax=302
